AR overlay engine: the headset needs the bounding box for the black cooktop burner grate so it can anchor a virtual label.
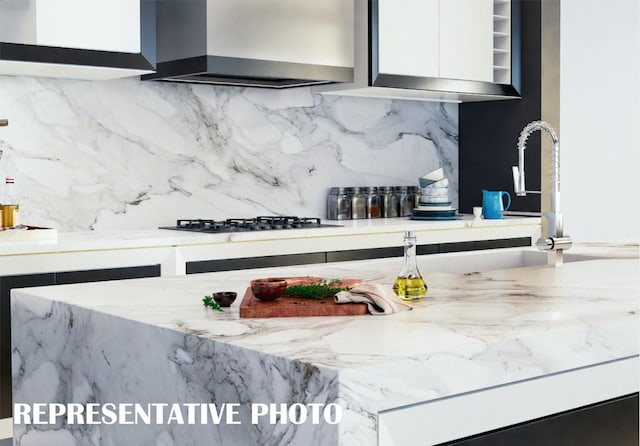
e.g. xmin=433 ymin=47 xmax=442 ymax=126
xmin=161 ymin=216 xmax=336 ymax=233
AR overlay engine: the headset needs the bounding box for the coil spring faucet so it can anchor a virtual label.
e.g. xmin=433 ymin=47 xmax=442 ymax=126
xmin=512 ymin=120 xmax=572 ymax=266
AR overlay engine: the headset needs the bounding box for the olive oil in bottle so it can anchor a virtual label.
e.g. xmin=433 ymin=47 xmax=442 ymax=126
xmin=393 ymin=276 xmax=427 ymax=299
xmin=393 ymin=231 xmax=427 ymax=300
xmin=1 ymin=177 xmax=19 ymax=228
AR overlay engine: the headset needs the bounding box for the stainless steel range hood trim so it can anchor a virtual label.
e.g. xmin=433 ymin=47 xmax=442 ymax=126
xmin=142 ymin=55 xmax=353 ymax=89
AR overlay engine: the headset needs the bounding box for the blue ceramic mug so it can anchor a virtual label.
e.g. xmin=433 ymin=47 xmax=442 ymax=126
xmin=482 ymin=190 xmax=511 ymax=219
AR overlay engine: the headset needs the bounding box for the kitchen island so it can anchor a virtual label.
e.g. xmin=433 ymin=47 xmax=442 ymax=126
xmin=1 ymin=216 xmax=544 ymax=424
xmin=10 ymin=246 xmax=639 ymax=445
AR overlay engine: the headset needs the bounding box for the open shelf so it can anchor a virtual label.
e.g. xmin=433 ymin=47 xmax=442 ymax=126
xmin=493 ymin=0 xmax=511 ymax=84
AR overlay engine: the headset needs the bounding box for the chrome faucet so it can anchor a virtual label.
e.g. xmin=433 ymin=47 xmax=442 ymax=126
xmin=512 ymin=120 xmax=572 ymax=266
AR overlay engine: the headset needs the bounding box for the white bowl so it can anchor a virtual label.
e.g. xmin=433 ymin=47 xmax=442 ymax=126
xmin=421 ymin=179 xmax=449 ymax=191
xmin=419 ymin=196 xmax=450 ymax=204
xmin=419 ymin=168 xmax=445 ymax=187
xmin=420 ymin=188 xmax=449 ymax=197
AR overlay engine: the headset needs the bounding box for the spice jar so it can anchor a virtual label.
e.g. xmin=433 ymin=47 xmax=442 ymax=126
xmin=327 ymin=187 xmax=351 ymax=220
xmin=408 ymin=185 xmax=420 ymax=209
xmin=397 ymin=186 xmax=413 ymax=217
xmin=380 ymin=186 xmax=398 ymax=218
xmin=364 ymin=186 xmax=381 ymax=218
xmin=351 ymin=187 xmax=366 ymax=219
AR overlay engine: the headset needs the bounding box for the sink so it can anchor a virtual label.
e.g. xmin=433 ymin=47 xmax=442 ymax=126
xmin=422 ymin=247 xmax=598 ymax=274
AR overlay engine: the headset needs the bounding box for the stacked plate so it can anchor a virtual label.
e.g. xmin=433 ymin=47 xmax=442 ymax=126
xmin=412 ymin=169 xmax=460 ymax=221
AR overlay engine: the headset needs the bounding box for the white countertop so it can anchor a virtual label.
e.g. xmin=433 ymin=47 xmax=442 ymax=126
xmin=10 ymin=244 xmax=639 ymax=444
xmin=0 ymin=216 xmax=539 ymax=256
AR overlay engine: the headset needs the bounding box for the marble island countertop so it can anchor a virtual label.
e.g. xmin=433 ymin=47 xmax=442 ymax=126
xmin=10 ymin=245 xmax=639 ymax=445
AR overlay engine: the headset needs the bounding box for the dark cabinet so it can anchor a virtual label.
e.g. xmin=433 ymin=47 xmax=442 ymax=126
xmin=187 ymin=252 xmax=326 ymax=274
xmin=0 ymin=265 xmax=160 ymax=418
xmin=186 ymin=238 xmax=531 ymax=273
xmin=55 ymin=265 xmax=161 ymax=285
xmin=0 ymin=274 xmax=56 ymax=419
xmin=443 ymin=393 xmax=639 ymax=446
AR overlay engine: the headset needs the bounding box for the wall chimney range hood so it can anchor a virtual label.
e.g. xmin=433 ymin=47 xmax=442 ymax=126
xmin=142 ymin=0 xmax=354 ymax=88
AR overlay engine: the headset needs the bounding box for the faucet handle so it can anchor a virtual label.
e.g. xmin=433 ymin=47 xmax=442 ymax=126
xmin=536 ymin=236 xmax=573 ymax=252
xmin=512 ymin=166 xmax=542 ymax=195
xmin=511 ymin=166 xmax=532 ymax=196
xmin=511 ymin=166 xmax=521 ymax=194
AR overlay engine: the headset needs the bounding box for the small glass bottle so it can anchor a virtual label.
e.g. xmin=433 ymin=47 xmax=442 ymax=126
xmin=381 ymin=186 xmax=398 ymax=218
xmin=397 ymin=186 xmax=413 ymax=217
xmin=327 ymin=187 xmax=341 ymax=220
xmin=351 ymin=187 xmax=367 ymax=219
xmin=327 ymin=187 xmax=351 ymax=220
xmin=393 ymin=231 xmax=427 ymax=300
xmin=408 ymin=185 xmax=420 ymax=209
xmin=364 ymin=186 xmax=381 ymax=218
xmin=2 ymin=177 xmax=19 ymax=228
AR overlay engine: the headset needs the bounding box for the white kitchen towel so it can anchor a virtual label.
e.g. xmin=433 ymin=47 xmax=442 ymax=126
xmin=334 ymin=283 xmax=413 ymax=315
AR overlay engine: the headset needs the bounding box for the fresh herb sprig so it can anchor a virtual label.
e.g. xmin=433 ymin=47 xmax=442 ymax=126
xmin=284 ymin=279 xmax=352 ymax=300
xmin=202 ymin=295 xmax=223 ymax=311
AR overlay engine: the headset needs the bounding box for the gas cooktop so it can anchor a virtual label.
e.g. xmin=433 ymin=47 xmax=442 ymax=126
xmin=160 ymin=216 xmax=341 ymax=233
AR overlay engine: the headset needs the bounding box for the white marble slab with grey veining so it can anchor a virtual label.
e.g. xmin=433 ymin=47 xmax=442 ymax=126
xmin=0 ymin=76 xmax=458 ymax=232
xmin=11 ymin=249 xmax=639 ymax=445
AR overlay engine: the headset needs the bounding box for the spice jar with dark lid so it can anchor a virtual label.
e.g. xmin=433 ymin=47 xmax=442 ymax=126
xmin=351 ymin=187 xmax=366 ymax=219
xmin=364 ymin=186 xmax=381 ymax=218
xmin=327 ymin=187 xmax=351 ymax=220
xmin=408 ymin=185 xmax=420 ymax=209
xmin=397 ymin=186 xmax=413 ymax=217
xmin=380 ymin=186 xmax=398 ymax=218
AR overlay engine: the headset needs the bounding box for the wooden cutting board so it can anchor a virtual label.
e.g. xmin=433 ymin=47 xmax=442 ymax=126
xmin=239 ymin=279 xmax=369 ymax=318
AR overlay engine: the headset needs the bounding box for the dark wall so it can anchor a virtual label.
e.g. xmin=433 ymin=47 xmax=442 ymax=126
xmin=459 ymin=0 xmax=542 ymax=213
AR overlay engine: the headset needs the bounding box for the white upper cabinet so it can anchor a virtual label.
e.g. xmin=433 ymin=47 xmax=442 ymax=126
xmin=378 ymin=0 xmax=493 ymax=82
xmin=493 ymin=0 xmax=512 ymax=84
xmin=35 ymin=0 xmax=141 ymax=53
xmin=440 ymin=0 xmax=493 ymax=82
xmin=321 ymin=0 xmax=518 ymax=102
xmin=0 ymin=0 xmax=154 ymax=80
xmin=0 ymin=0 xmax=35 ymax=45
xmin=378 ymin=0 xmax=440 ymax=78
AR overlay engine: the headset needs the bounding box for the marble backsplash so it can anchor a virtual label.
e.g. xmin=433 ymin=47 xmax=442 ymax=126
xmin=0 ymin=76 xmax=458 ymax=231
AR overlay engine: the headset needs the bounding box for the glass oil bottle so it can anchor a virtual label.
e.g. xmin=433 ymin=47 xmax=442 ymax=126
xmin=393 ymin=231 xmax=427 ymax=300
xmin=1 ymin=177 xmax=19 ymax=228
